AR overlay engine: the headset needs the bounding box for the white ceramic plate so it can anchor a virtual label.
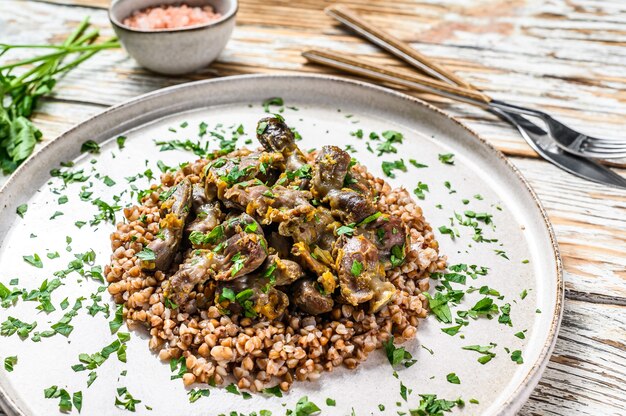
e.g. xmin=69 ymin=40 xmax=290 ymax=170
xmin=0 ymin=75 xmax=563 ymax=416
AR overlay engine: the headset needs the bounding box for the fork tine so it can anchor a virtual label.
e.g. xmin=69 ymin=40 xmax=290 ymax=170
xmin=584 ymin=141 xmax=626 ymax=150
xmin=582 ymin=149 xmax=626 ymax=158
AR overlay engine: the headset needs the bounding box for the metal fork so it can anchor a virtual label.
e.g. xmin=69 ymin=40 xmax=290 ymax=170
xmin=323 ymin=5 xmax=626 ymax=159
xmin=488 ymin=100 xmax=626 ymax=159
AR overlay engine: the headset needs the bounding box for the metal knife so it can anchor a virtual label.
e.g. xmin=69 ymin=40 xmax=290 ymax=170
xmin=493 ymin=109 xmax=626 ymax=189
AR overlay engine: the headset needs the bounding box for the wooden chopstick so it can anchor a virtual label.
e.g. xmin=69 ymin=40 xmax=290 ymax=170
xmin=324 ymin=4 xmax=486 ymax=95
xmin=302 ymin=48 xmax=491 ymax=105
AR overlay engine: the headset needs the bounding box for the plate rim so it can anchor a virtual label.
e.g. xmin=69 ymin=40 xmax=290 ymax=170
xmin=0 ymin=73 xmax=564 ymax=416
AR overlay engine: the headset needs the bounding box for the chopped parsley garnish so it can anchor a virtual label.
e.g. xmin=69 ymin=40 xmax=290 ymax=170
xmin=382 ymin=335 xmax=416 ymax=368
xmin=409 ymin=159 xmax=428 ymax=168
xmin=326 ymin=398 xmax=336 ymax=406
xmin=350 ymin=260 xmax=363 ymax=277
xmin=263 ymin=385 xmax=283 ymax=398
xmin=514 ymin=330 xmax=527 ymax=339
xmin=359 ymin=211 xmax=382 ymax=225
xmin=109 ymin=304 xmax=124 ymax=334
xmin=293 ymin=396 xmax=320 ymax=416
xmin=230 ymin=252 xmax=246 ymax=276
xmin=285 ymin=164 xmax=312 ymax=181
xmin=446 ymin=373 xmax=460 ymax=384
xmin=424 ymin=292 xmax=452 ymax=323
xmin=441 ymin=325 xmax=462 ymax=336
xmin=81 ymin=140 xmax=100 ymax=154
xmin=462 ymin=343 xmax=496 ymax=364
xmin=336 ymin=225 xmax=355 ymax=236
xmin=350 ymin=129 xmax=363 ymax=138
xmin=400 ymin=381 xmax=411 ymax=401
xmin=136 ymin=247 xmax=156 ymax=261
xmin=23 ymin=253 xmax=43 ymax=268
xmin=381 ymin=159 xmax=407 ymax=178
xmin=22 ymin=277 xmax=62 ymax=313
xmin=189 ymin=225 xmax=224 ymax=246
xmin=44 ymin=385 xmax=75 ymax=413
xmin=49 ymin=211 xmax=64 ymax=220
xmin=188 ymin=388 xmax=210 ymax=403
xmin=376 ymin=130 xmax=404 ymax=155
xmin=520 ymin=289 xmax=528 ymax=300
xmin=116 ymin=136 xmax=126 ymax=149
xmin=102 ymin=176 xmax=116 ymax=187
xmin=438 ymin=225 xmax=458 ymax=240
xmin=221 ymin=165 xmax=253 ymax=186
xmin=413 ymin=181 xmax=429 ymax=200
xmin=494 ymin=249 xmax=510 ymax=260
xmin=438 ymin=153 xmax=455 ymax=165
xmin=257 ymin=121 xmax=268 ymax=135
xmin=498 ymin=303 xmax=512 ymax=326
xmin=198 ymin=121 xmax=208 ymax=137
xmin=0 ymin=316 xmax=37 ymax=338
xmin=73 ymin=332 xmax=129 ymax=372
xmin=4 ymin=355 xmax=17 ymax=372
xmin=90 ymin=198 xmax=121 ymax=225
xmin=219 ymin=287 xmax=236 ymax=303
xmin=224 ymin=383 xmax=251 ymax=399
xmin=262 ymin=97 xmax=284 ymax=113
xmin=412 ymin=394 xmax=464 ymax=415
xmin=390 ymin=244 xmax=405 ymax=267
xmin=164 ymin=296 xmax=178 ymax=310
xmin=115 ymin=387 xmax=142 ymax=411
xmin=467 ymin=297 xmax=499 ymax=319
xmin=511 ymin=350 xmax=523 ymax=364
xmin=16 ymin=203 xmax=27 ymax=218
xmin=156 ymin=138 xmax=208 ymax=157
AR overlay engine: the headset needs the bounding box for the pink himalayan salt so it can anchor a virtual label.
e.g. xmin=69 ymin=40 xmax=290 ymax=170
xmin=123 ymin=4 xmax=222 ymax=30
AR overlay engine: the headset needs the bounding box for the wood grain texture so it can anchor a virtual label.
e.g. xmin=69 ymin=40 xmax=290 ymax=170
xmin=1 ymin=0 xmax=625 ymax=415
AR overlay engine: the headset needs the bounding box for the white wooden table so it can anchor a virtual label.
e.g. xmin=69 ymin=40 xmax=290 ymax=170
xmin=1 ymin=0 xmax=625 ymax=414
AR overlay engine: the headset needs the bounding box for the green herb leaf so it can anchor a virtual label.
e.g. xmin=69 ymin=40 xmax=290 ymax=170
xmin=81 ymin=140 xmax=100 ymax=154
xmin=294 ymin=396 xmax=320 ymax=416
xmin=381 ymin=159 xmax=407 ymax=178
xmin=257 ymin=121 xmax=268 ymax=135
xmin=188 ymin=388 xmax=210 ymax=403
xmin=438 ymin=153 xmax=455 ymax=165
xmin=263 ymin=385 xmax=283 ymax=398
xmin=16 ymin=203 xmax=27 ymax=218
xmin=262 ymin=97 xmax=284 ymax=113
xmin=23 ymin=253 xmax=43 ymax=268
xmin=463 ymin=343 xmax=496 ymax=364
xmin=109 ymin=304 xmax=124 ymax=334
xmin=446 ymin=373 xmax=460 ymax=384
xmin=336 ymin=225 xmax=355 ymax=236
xmin=72 ymin=391 xmax=83 ymax=413
xmin=409 ymin=159 xmax=428 ymax=168
xmin=4 ymin=355 xmax=17 ymax=372
xmin=136 ymin=248 xmax=156 ymax=261
xmin=350 ymin=260 xmax=363 ymax=277
xmin=424 ymin=292 xmax=452 ymax=323
xmin=382 ymin=335 xmax=416 ymax=368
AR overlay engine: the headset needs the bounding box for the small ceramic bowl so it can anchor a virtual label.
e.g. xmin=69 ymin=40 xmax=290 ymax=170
xmin=109 ymin=0 xmax=237 ymax=75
